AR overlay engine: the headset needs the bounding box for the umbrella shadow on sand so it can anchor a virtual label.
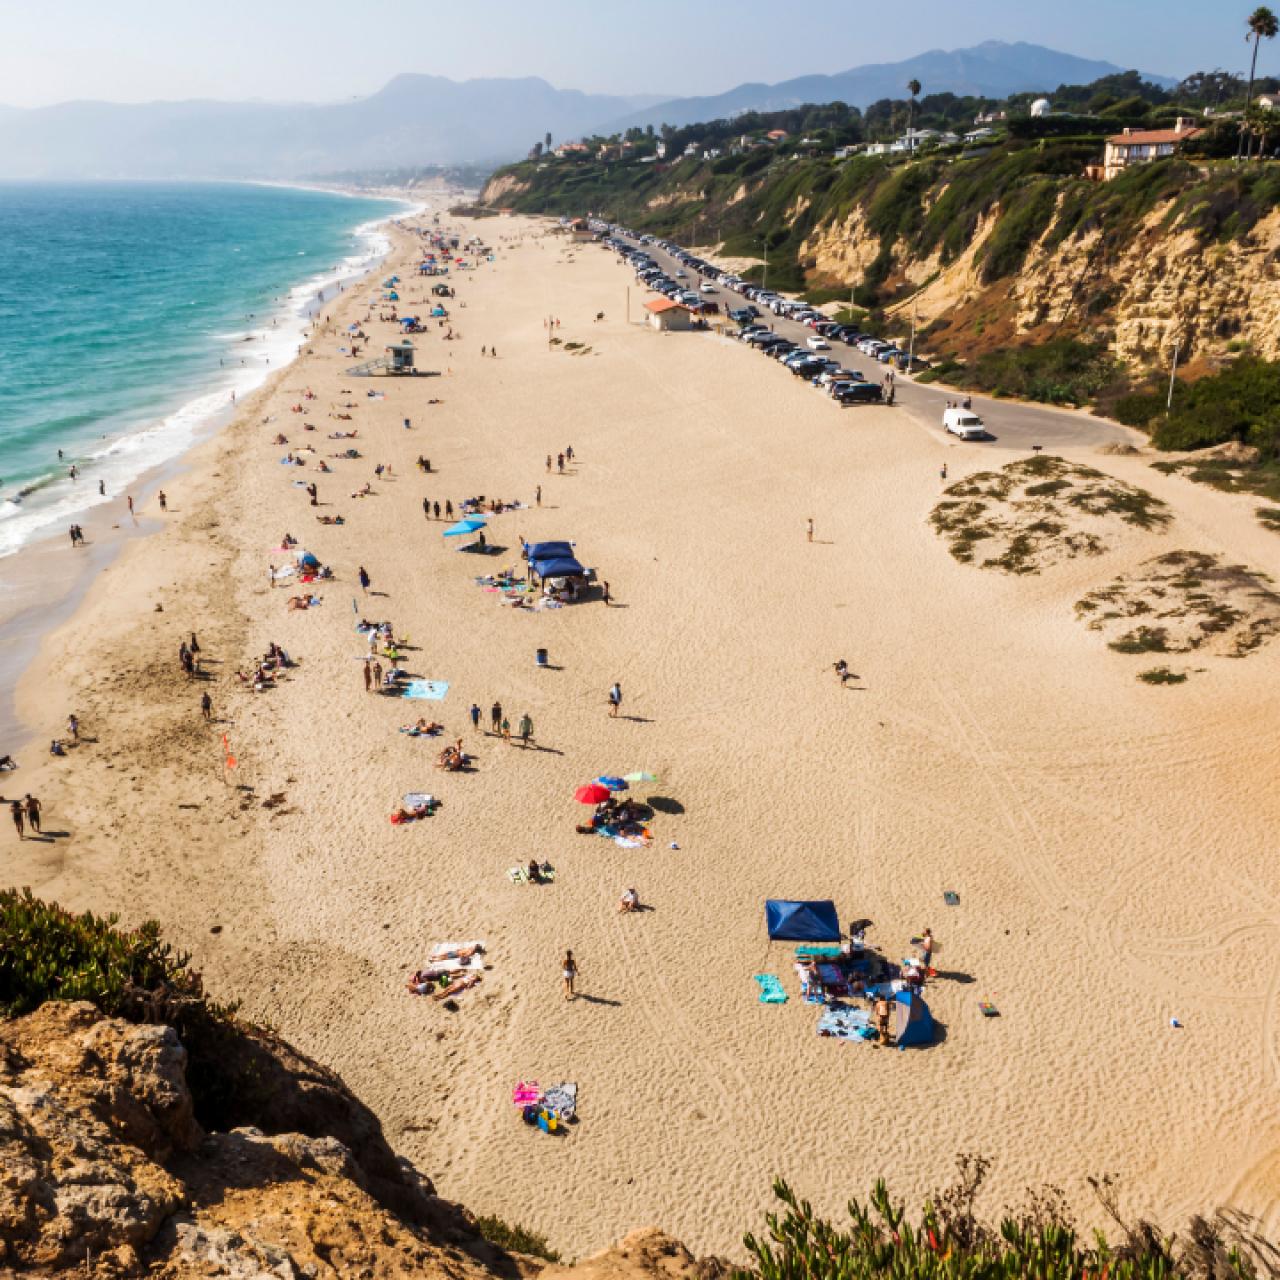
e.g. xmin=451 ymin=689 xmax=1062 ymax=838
xmin=644 ymin=795 xmax=684 ymax=815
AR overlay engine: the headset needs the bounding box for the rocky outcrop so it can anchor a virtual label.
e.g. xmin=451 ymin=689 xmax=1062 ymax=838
xmin=0 ymin=1003 xmax=725 ymax=1279
xmin=479 ymin=172 xmax=532 ymax=206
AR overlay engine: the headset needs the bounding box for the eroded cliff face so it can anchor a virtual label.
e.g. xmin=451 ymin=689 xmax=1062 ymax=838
xmin=479 ymin=172 xmax=532 ymax=206
xmin=0 ymin=1003 xmax=724 ymax=1280
xmin=800 ymin=196 xmax=1280 ymax=370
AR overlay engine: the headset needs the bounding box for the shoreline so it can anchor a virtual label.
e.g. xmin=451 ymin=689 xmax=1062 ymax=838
xmin=4 ymin=210 xmax=1280 ymax=1258
xmin=0 ymin=187 xmax=427 ymax=752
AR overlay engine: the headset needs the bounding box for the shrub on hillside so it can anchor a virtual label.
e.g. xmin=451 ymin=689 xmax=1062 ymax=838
xmin=735 ymin=1168 xmax=1268 ymax=1280
xmin=1148 ymin=358 xmax=1280 ymax=455
xmin=946 ymin=340 xmax=1117 ymax=405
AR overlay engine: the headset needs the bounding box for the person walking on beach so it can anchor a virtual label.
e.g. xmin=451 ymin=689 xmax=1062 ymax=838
xmin=940 ymin=462 xmax=948 ymax=483
xmin=556 ymin=453 xmax=564 ymax=474
xmin=358 ymin=566 xmax=371 ymax=594
xmin=445 ymin=500 xmax=453 ymax=519
xmin=201 ymin=692 xmax=213 ymax=722
xmin=565 ymin=445 xmax=574 ymax=464
xmin=158 ymin=490 xmax=167 ymax=512
xmin=518 ymin=713 xmax=533 ymax=748
xmin=67 ymin=714 xmax=79 ymax=745
xmin=127 ymin=495 xmax=134 ymax=517
xmin=433 ymin=501 xmax=441 ymax=520
xmin=98 ymin=480 xmax=105 ymax=497
xmin=601 ymin=581 xmax=611 ymax=606
xmin=371 ymin=661 xmax=383 ymax=691
xmin=833 ymin=659 xmax=851 ymax=686
xmin=500 ymin=715 xmax=511 ymax=743
xmin=535 ymin=485 xmax=542 ymax=507
xmin=363 ymin=661 xmax=372 ymax=693
xmin=10 ymin=800 xmax=23 ymax=841
xmin=469 ymin=703 xmax=481 ymax=732
xmin=23 ymin=794 xmax=41 ymax=835
xmin=546 ymin=455 xmax=552 ymax=473
xmin=807 ymin=518 xmax=814 ymax=543
xmin=490 ymin=701 xmax=502 ymax=734
xmin=562 ymin=950 xmax=578 ymax=1000
xmin=608 ymin=682 xmax=622 ymax=718
xmin=423 ymin=498 xmax=430 ymax=520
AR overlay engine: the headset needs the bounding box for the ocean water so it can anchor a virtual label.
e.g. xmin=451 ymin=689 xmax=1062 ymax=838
xmin=0 ymin=182 xmax=408 ymax=556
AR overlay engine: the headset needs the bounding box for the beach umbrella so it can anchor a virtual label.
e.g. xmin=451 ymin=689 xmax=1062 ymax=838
xmin=443 ymin=518 xmax=486 ymax=537
xmin=623 ymin=771 xmax=658 ymax=784
xmin=574 ymin=783 xmax=611 ymax=805
xmin=596 ymin=775 xmax=628 ymax=791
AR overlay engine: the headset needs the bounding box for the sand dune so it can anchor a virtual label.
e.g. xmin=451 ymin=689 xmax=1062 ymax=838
xmin=7 ymin=214 xmax=1280 ymax=1258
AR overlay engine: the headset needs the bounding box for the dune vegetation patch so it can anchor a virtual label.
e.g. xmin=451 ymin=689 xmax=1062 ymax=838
xmin=1075 ymin=551 xmax=1280 ymax=659
xmin=930 ymin=455 xmax=1171 ymax=574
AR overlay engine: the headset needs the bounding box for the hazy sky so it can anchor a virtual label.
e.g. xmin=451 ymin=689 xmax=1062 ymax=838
xmin=1 ymin=0 xmax=1275 ymax=108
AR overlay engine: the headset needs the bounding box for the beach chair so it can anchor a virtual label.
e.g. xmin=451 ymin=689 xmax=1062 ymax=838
xmin=536 ymin=1109 xmax=558 ymax=1134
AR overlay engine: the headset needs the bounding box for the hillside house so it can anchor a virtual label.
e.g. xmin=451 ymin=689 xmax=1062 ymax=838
xmin=1102 ymin=118 xmax=1203 ymax=180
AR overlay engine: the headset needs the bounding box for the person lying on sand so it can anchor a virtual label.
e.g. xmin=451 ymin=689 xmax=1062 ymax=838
xmin=403 ymin=719 xmax=444 ymax=736
xmin=315 ymin=515 xmax=344 ymax=524
xmin=286 ymin=596 xmax=311 ymax=611
xmin=351 ymin=483 xmax=373 ymax=498
xmin=435 ymin=739 xmax=467 ymax=771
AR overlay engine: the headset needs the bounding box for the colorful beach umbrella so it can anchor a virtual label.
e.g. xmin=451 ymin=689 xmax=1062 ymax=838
xmin=623 ymin=771 xmax=658 ymax=784
xmin=596 ymin=775 xmax=628 ymax=791
xmin=443 ymin=518 xmax=486 ymax=537
xmin=574 ymin=783 xmax=611 ymax=805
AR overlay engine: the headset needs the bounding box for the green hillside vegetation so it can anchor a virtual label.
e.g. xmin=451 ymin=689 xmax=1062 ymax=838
xmin=484 ymin=69 xmax=1280 ymax=426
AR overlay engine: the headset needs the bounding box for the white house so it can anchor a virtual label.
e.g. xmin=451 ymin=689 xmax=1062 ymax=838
xmin=1102 ymin=118 xmax=1203 ymax=180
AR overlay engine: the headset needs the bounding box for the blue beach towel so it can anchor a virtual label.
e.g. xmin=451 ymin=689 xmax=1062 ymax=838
xmin=402 ymin=680 xmax=449 ymax=700
xmin=754 ymin=975 xmax=788 ymax=1004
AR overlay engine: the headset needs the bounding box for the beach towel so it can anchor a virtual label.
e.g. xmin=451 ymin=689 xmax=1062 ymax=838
xmin=979 ymin=1000 xmax=999 ymax=1017
xmin=512 ymin=1081 xmax=541 ymax=1106
xmin=796 ymin=945 xmax=843 ymax=959
xmin=817 ymin=1005 xmax=875 ymax=1042
xmin=402 ymin=679 xmax=449 ymax=701
xmin=754 ymin=974 xmax=788 ymax=1004
xmin=542 ymin=1082 xmax=577 ymax=1120
xmin=403 ymin=792 xmax=436 ymax=809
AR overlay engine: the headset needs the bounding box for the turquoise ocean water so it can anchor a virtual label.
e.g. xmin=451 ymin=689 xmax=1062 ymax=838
xmin=0 ymin=182 xmax=407 ymax=556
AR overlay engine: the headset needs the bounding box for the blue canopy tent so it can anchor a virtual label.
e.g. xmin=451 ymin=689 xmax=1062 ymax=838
xmin=894 ymin=991 xmax=934 ymax=1048
xmin=764 ymin=899 xmax=841 ymax=942
xmin=532 ymin=555 xmax=585 ymax=578
xmin=528 ymin=541 xmax=574 ymax=561
xmin=443 ymin=517 xmax=486 ymax=537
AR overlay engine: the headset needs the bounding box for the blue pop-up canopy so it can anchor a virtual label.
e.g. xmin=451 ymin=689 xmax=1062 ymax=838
xmin=443 ymin=517 xmax=486 ymax=537
xmin=532 ymin=555 xmax=584 ymax=578
xmin=528 ymin=541 xmax=574 ymax=560
xmin=765 ymin=899 xmax=840 ymax=942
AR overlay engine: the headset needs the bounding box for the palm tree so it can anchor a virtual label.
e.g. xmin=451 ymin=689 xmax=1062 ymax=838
xmin=1240 ymin=6 xmax=1279 ymax=159
xmin=907 ymin=79 xmax=922 ymax=143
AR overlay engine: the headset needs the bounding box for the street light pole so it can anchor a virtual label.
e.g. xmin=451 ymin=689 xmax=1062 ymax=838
xmin=907 ymin=294 xmax=919 ymax=371
xmin=1166 ymin=339 xmax=1181 ymax=414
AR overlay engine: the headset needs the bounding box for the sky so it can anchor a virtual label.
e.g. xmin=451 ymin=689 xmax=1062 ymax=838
xmin=0 ymin=0 xmax=1275 ymax=108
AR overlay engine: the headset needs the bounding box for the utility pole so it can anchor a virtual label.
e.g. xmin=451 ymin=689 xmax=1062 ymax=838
xmin=907 ymin=293 xmax=919 ymax=371
xmin=761 ymin=237 xmax=769 ymax=294
xmin=1166 ymin=339 xmax=1181 ymax=414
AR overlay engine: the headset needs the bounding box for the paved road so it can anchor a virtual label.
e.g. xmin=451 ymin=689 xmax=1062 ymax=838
xmin=614 ymin=234 xmax=1138 ymax=454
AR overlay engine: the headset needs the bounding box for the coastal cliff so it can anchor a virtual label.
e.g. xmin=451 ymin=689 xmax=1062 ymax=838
xmin=480 ymin=145 xmax=1280 ymax=379
xmin=0 ymin=999 xmax=723 ymax=1279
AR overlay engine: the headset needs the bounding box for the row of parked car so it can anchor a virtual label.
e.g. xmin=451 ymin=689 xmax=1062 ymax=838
xmin=601 ymin=226 xmax=919 ymax=405
xmin=735 ymin=323 xmax=884 ymax=404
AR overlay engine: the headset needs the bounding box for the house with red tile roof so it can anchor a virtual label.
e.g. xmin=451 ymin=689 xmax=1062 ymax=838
xmin=1103 ymin=118 xmax=1203 ymax=180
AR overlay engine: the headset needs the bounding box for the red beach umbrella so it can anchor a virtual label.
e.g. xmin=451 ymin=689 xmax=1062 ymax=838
xmin=574 ymin=783 xmax=611 ymax=805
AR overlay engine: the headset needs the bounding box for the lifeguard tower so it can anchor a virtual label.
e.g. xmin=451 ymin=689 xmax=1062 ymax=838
xmin=347 ymin=339 xmax=418 ymax=377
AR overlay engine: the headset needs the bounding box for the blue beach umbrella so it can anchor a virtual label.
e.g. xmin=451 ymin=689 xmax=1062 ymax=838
xmin=596 ymin=775 xmax=628 ymax=791
xmin=443 ymin=517 xmax=486 ymax=537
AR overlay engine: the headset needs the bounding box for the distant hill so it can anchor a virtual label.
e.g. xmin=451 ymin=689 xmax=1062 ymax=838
xmin=609 ymin=42 xmax=1176 ymax=131
xmin=0 ymin=75 xmax=651 ymax=179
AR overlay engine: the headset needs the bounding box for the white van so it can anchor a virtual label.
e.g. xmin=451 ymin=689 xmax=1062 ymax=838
xmin=943 ymin=407 xmax=986 ymax=440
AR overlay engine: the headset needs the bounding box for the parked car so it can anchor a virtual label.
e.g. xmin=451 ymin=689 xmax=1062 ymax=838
xmin=806 ymin=336 xmax=831 ymax=351
xmin=835 ymin=382 xmax=884 ymax=405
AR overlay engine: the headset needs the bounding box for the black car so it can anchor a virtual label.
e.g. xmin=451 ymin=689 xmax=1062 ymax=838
xmin=834 ymin=382 xmax=883 ymax=405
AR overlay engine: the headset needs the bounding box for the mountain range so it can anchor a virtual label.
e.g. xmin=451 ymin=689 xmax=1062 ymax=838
xmin=0 ymin=43 xmax=1173 ymax=180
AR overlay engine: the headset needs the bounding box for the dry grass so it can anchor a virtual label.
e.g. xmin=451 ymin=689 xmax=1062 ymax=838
xmin=1076 ymin=551 xmax=1280 ymax=659
xmin=931 ymin=455 xmax=1170 ymax=574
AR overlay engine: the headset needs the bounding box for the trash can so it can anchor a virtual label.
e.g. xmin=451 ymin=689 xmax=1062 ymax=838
xmin=536 ymin=648 xmax=548 ymax=668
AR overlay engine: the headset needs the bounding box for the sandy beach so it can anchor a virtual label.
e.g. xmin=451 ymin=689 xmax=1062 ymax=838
xmin=4 ymin=211 xmax=1280 ymax=1259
